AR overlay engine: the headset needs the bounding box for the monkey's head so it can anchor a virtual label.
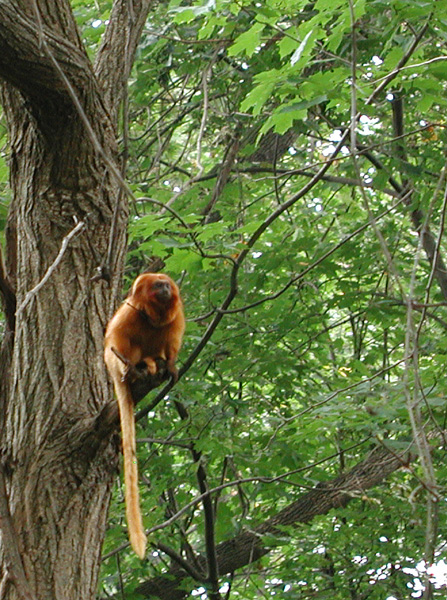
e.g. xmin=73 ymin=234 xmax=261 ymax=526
xmin=131 ymin=273 xmax=179 ymax=308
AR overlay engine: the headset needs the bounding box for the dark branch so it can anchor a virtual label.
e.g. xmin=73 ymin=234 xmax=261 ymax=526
xmin=173 ymin=400 xmax=220 ymax=592
xmin=202 ymin=133 xmax=241 ymax=223
xmin=88 ymin=360 xmax=171 ymax=455
xmin=388 ymin=94 xmax=447 ymax=299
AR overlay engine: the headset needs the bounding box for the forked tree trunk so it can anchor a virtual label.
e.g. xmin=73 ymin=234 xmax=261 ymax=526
xmin=0 ymin=2 xmax=151 ymax=599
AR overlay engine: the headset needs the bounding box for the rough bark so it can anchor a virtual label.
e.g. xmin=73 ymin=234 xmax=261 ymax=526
xmin=0 ymin=2 xmax=152 ymax=599
xmin=136 ymin=443 xmax=413 ymax=599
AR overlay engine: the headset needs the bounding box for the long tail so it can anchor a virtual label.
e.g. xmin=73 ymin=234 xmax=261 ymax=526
xmin=116 ymin=381 xmax=147 ymax=559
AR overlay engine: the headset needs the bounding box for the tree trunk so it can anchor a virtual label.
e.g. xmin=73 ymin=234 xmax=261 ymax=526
xmin=0 ymin=1 xmax=151 ymax=599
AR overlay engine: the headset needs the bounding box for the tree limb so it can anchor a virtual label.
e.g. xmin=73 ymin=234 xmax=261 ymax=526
xmin=91 ymin=359 xmax=171 ymax=447
xmin=174 ymin=400 xmax=219 ymax=593
xmin=136 ymin=442 xmax=416 ymax=599
xmin=95 ymin=0 xmax=153 ymax=121
xmin=28 ymin=0 xmax=85 ymax=47
xmin=202 ymin=133 xmax=241 ymax=223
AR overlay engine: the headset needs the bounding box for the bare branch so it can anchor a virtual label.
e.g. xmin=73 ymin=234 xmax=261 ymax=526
xmin=203 ymin=133 xmax=241 ymax=223
xmin=365 ymin=19 xmax=431 ymax=104
xmin=155 ymin=542 xmax=207 ymax=583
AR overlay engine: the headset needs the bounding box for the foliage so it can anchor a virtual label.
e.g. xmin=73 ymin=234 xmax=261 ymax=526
xmin=3 ymin=0 xmax=447 ymax=598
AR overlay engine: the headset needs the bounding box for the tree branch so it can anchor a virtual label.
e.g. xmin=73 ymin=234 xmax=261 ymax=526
xmin=136 ymin=441 xmax=417 ymax=599
xmin=90 ymin=359 xmax=171 ymax=449
xmin=356 ymin=138 xmax=447 ymax=299
xmin=173 ymin=400 xmax=219 ymax=593
xmin=202 ymin=133 xmax=241 ymax=223
xmin=95 ymin=0 xmax=153 ymax=121
xmin=28 ymin=0 xmax=84 ymax=46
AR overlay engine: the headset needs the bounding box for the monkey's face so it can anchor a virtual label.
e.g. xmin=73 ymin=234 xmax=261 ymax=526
xmin=151 ymin=278 xmax=172 ymax=303
xmin=132 ymin=273 xmax=175 ymax=307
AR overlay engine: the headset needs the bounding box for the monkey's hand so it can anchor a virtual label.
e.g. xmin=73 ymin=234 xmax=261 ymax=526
xmin=128 ymin=359 xmax=171 ymax=404
xmin=142 ymin=357 xmax=157 ymax=376
xmin=166 ymin=360 xmax=179 ymax=383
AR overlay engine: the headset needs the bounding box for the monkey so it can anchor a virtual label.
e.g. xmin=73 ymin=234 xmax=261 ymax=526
xmin=104 ymin=272 xmax=185 ymax=559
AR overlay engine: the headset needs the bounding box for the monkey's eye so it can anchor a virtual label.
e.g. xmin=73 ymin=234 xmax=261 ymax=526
xmin=153 ymin=280 xmax=171 ymax=293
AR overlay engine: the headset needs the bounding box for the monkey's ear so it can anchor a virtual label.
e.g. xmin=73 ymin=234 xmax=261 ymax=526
xmin=128 ymin=359 xmax=170 ymax=404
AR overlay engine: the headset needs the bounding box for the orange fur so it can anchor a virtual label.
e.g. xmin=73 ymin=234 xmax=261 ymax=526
xmin=104 ymin=273 xmax=185 ymax=558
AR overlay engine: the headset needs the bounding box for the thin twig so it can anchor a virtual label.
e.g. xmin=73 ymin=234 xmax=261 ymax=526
xmin=370 ymin=56 xmax=447 ymax=86
xmin=195 ymin=66 xmax=210 ymax=180
xmin=365 ymin=20 xmax=431 ymax=104
xmin=156 ymin=542 xmax=207 ymax=583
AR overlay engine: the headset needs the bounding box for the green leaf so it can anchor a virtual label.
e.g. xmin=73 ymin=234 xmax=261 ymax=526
xmin=227 ymin=22 xmax=265 ymax=57
xmin=290 ymin=30 xmax=314 ymax=67
xmin=165 ymin=248 xmax=204 ymax=273
xmin=170 ymin=0 xmax=216 ymax=24
xmin=240 ymin=81 xmax=275 ymax=115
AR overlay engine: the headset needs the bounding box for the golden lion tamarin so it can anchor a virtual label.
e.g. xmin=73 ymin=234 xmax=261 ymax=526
xmin=104 ymin=273 xmax=185 ymax=558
